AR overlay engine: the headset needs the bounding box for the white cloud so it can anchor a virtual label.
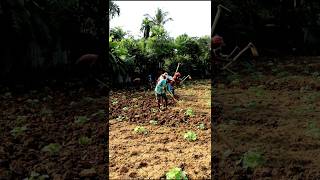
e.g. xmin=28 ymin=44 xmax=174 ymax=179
xmin=110 ymin=1 xmax=211 ymax=38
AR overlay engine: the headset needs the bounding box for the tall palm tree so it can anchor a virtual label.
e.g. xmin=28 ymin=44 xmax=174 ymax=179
xmin=140 ymin=17 xmax=153 ymax=39
xmin=144 ymin=8 xmax=173 ymax=26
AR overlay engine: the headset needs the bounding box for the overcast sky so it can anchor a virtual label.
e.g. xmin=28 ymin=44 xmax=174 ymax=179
xmin=110 ymin=1 xmax=211 ymax=38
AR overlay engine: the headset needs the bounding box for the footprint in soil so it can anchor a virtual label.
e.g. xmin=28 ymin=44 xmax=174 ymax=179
xmin=130 ymin=151 xmax=139 ymax=156
xmin=159 ymin=138 xmax=170 ymax=144
xmin=119 ymin=166 xmax=129 ymax=174
xmin=129 ymin=172 xmax=137 ymax=178
xmin=137 ymin=162 xmax=148 ymax=169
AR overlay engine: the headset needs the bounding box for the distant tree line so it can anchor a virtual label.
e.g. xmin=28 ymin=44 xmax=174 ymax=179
xmin=213 ymin=0 xmax=320 ymax=56
xmin=109 ymin=5 xmax=211 ymax=87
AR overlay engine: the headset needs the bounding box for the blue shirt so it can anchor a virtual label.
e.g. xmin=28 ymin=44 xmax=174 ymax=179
xmin=155 ymin=79 xmax=167 ymax=94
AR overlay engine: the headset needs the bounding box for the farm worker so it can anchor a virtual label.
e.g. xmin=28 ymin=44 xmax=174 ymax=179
xmin=147 ymin=74 xmax=153 ymax=89
xmin=212 ymin=34 xmax=224 ymax=46
xmin=173 ymin=72 xmax=182 ymax=84
xmin=154 ymin=74 xmax=168 ymax=110
xmin=168 ymin=72 xmax=182 ymax=96
xmin=212 ymin=34 xmax=227 ymax=59
xmin=166 ymin=75 xmax=174 ymax=94
xmin=156 ymin=72 xmax=168 ymax=84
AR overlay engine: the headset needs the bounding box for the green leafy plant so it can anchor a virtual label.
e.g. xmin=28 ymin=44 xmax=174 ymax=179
xmin=184 ymin=131 xmax=197 ymax=141
xmin=10 ymin=126 xmax=27 ymax=138
xmin=41 ymin=143 xmax=61 ymax=156
xmin=79 ymin=136 xmax=92 ymax=146
xmin=74 ymin=116 xmax=89 ymax=124
xmin=242 ymin=151 xmax=265 ymax=169
xmin=184 ymin=108 xmax=195 ymax=117
xmin=112 ymin=101 xmax=118 ymax=105
xmin=197 ymin=123 xmax=205 ymax=130
xmin=166 ymin=167 xmax=188 ymax=180
xmin=134 ymin=126 xmax=148 ymax=135
xmin=149 ymin=120 xmax=158 ymax=125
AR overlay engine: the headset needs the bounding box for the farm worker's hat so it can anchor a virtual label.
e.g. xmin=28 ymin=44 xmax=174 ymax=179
xmin=174 ymin=72 xmax=181 ymax=77
xmin=212 ymin=35 xmax=224 ymax=45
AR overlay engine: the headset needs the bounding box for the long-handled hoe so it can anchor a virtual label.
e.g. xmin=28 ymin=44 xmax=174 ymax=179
xmin=167 ymin=90 xmax=178 ymax=102
xmin=180 ymin=75 xmax=192 ymax=84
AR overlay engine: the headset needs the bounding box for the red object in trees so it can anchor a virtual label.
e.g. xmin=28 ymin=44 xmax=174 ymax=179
xmin=212 ymin=35 xmax=224 ymax=45
xmin=76 ymin=54 xmax=99 ymax=66
xmin=172 ymin=72 xmax=181 ymax=85
xmin=174 ymin=72 xmax=181 ymax=78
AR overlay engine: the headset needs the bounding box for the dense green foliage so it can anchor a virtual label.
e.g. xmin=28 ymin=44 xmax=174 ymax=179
xmin=109 ymin=4 xmax=210 ymax=83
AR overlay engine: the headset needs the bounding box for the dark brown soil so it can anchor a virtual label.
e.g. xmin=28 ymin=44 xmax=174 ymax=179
xmin=109 ymin=80 xmax=211 ymax=179
xmin=0 ymin=82 xmax=107 ymax=179
xmin=216 ymin=57 xmax=320 ymax=179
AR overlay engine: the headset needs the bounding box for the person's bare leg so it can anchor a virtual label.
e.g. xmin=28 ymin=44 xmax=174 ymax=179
xmin=164 ymin=95 xmax=168 ymax=109
xmin=157 ymin=98 xmax=161 ymax=110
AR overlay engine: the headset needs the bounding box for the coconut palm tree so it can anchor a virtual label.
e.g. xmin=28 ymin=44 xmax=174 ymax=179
xmin=144 ymin=8 xmax=173 ymax=26
xmin=140 ymin=17 xmax=153 ymax=39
